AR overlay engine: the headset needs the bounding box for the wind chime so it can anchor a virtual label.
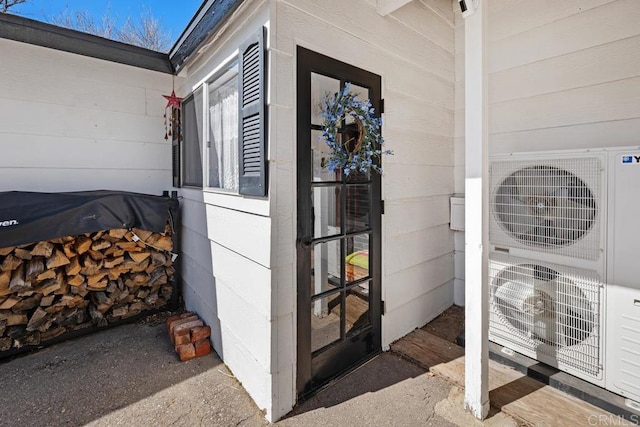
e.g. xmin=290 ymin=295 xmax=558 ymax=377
xmin=163 ymin=78 xmax=184 ymax=141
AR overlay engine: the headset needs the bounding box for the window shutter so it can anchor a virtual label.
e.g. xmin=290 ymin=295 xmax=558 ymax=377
xmin=171 ymin=106 xmax=181 ymax=188
xmin=238 ymin=26 xmax=267 ymax=197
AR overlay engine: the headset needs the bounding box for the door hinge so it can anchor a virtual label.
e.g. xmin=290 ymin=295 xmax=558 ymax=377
xmin=379 ymin=98 xmax=385 ymax=114
xmin=207 ymin=140 xmax=211 ymax=148
xmin=380 ymin=200 xmax=385 ymax=215
xmin=381 ymin=300 xmax=385 ymax=315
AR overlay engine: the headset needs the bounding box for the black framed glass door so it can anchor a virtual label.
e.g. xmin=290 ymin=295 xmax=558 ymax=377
xmin=296 ymin=47 xmax=382 ymax=397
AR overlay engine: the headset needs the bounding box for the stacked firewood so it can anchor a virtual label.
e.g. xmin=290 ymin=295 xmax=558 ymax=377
xmin=0 ymin=225 xmax=175 ymax=352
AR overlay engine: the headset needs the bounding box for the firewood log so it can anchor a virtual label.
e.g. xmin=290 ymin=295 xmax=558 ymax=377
xmin=132 ymin=228 xmax=153 ymax=241
xmin=0 ymin=270 xmax=12 ymax=291
xmin=67 ymin=274 xmax=85 ymax=287
xmin=0 ymin=297 xmax=19 ymax=310
xmin=62 ymin=242 xmax=77 ymax=259
xmin=74 ymin=236 xmax=92 ymax=255
xmin=35 ymin=269 xmax=56 ymax=282
xmin=91 ymin=240 xmax=111 ymax=251
xmin=147 ymin=234 xmax=173 ymax=251
xmin=88 ymin=249 xmax=106 ymax=261
xmin=103 ymin=256 xmax=124 ymax=269
xmin=0 ymin=247 xmax=15 ymax=256
xmin=46 ymin=250 xmax=70 ymax=269
xmin=1 ymin=254 xmax=22 ymax=271
xmin=11 ymin=294 xmax=42 ymax=311
xmin=13 ymin=248 xmax=33 ymax=260
xmin=65 ymin=257 xmax=81 ymax=276
xmin=80 ymin=254 xmax=102 ymax=276
xmin=26 ymin=307 xmax=48 ymax=331
xmin=91 ymin=231 xmax=105 ymax=241
xmin=108 ymin=229 xmax=128 ymax=240
xmin=129 ymin=252 xmax=151 ymax=264
xmin=39 ymin=295 xmax=55 ymax=307
xmin=25 ymin=258 xmax=45 ymax=282
xmin=9 ymin=264 xmax=29 ymax=292
xmin=30 ymin=241 xmax=54 ymax=257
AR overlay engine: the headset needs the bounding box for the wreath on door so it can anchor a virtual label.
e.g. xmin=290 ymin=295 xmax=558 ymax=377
xmin=320 ymin=83 xmax=392 ymax=175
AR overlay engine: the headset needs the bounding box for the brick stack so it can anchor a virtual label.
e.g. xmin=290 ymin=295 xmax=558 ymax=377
xmin=166 ymin=312 xmax=212 ymax=361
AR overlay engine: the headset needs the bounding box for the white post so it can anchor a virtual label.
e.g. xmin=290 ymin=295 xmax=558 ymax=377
xmin=463 ymin=0 xmax=490 ymax=420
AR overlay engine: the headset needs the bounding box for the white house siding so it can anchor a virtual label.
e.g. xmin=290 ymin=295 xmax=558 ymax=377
xmin=0 ymin=38 xmax=172 ymax=194
xmin=177 ymin=0 xmax=456 ymax=419
xmin=273 ymin=0 xmax=455 ymax=413
xmin=453 ymin=0 xmax=640 ymax=295
xmin=172 ymin=0 xmax=280 ymax=420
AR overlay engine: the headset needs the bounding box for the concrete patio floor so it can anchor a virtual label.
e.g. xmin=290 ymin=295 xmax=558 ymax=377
xmin=0 ymin=313 xmax=521 ymax=427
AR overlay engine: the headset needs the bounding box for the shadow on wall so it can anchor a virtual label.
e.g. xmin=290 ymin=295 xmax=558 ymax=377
xmin=177 ymin=189 xmax=224 ymax=360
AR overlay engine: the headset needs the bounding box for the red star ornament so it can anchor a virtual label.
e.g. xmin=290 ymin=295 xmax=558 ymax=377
xmin=163 ymin=90 xmax=183 ymax=109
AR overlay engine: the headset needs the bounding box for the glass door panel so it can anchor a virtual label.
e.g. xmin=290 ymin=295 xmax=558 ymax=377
xmin=310 ymin=293 xmax=341 ymax=353
xmin=312 ymin=185 xmax=341 ymax=238
xmin=310 ymin=241 xmax=341 ymax=296
xmin=311 ymin=73 xmax=340 ymax=126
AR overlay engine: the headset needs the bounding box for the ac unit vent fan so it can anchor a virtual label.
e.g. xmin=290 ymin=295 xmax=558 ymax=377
xmin=492 ymin=263 xmax=596 ymax=349
xmin=494 ymin=165 xmax=597 ymax=248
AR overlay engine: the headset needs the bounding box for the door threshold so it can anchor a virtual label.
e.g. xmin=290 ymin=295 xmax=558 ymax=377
xmin=297 ymin=350 xmax=381 ymax=403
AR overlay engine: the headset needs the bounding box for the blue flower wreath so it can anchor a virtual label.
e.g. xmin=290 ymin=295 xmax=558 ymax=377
xmin=319 ymin=83 xmax=392 ymax=176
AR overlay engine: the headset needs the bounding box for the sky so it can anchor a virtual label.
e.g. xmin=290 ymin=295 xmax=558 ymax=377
xmin=9 ymin=0 xmax=204 ymax=46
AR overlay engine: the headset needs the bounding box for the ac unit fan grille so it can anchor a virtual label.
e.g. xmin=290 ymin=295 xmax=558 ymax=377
xmin=490 ymin=158 xmax=601 ymax=260
xmin=489 ymin=254 xmax=601 ymax=376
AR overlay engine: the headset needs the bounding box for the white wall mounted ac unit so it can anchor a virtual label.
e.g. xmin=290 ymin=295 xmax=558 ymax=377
xmin=488 ymin=147 xmax=640 ymax=403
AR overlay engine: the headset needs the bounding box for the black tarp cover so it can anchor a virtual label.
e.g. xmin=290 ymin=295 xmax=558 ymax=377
xmin=0 ymin=191 xmax=179 ymax=248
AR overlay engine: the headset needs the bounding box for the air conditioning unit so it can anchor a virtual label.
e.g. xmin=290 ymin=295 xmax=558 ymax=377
xmin=489 ymin=153 xmax=605 ymax=270
xmin=489 ymin=253 xmax=603 ymax=384
xmin=488 ymin=147 xmax=640 ymax=402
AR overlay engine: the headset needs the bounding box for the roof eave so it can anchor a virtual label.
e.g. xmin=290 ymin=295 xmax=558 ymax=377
xmin=169 ymin=0 xmax=245 ymax=72
xmin=0 ymin=13 xmax=173 ymax=74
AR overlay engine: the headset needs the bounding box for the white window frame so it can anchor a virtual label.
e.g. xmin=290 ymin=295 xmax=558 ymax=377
xmin=185 ymin=52 xmax=245 ymax=196
xmin=203 ymin=61 xmax=240 ymax=194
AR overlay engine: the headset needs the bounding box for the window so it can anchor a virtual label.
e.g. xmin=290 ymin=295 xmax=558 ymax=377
xmin=181 ymin=89 xmax=204 ymax=188
xmin=177 ymin=27 xmax=267 ymax=197
xmin=207 ymin=65 xmax=239 ymax=191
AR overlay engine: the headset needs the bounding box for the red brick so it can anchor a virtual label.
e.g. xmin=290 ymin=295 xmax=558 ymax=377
xmin=174 ymin=328 xmax=191 ymax=346
xmin=168 ymin=315 xmax=199 ymax=336
xmin=176 ymin=343 xmax=196 ymax=361
xmin=190 ymin=325 xmax=211 ymax=343
xmin=194 ymin=338 xmax=211 ymax=357
xmin=166 ymin=312 xmax=194 ymax=333
xmin=173 ymin=319 xmax=203 ymax=336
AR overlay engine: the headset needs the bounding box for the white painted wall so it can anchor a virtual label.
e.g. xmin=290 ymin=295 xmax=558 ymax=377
xmin=274 ymin=0 xmax=456 ymax=372
xmin=178 ymin=0 xmax=456 ymax=420
xmin=172 ymin=0 xmax=281 ymax=421
xmin=0 ymin=38 xmax=173 ymax=194
xmin=453 ymin=0 xmax=640 ymax=296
